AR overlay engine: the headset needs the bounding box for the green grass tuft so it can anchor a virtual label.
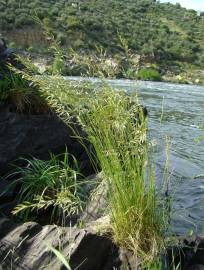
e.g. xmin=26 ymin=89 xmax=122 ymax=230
xmin=11 ymin=153 xmax=89 ymax=223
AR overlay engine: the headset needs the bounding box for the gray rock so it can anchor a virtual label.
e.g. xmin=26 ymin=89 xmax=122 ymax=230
xmin=119 ymin=249 xmax=141 ymax=270
xmin=81 ymin=173 xmax=108 ymax=223
xmin=0 ymin=218 xmax=121 ymax=270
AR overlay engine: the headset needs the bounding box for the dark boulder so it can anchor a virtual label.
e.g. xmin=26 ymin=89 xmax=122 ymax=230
xmin=0 ymin=104 xmax=93 ymax=176
xmin=0 ymin=104 xmax=95 ymax=218
xmin=167 ymin=236 xmax=204 ymax=270
xmin=187 ymin=265 xmax=204 ymax=270
xmin=0 ymin=38 xmax=13 ymax=59
xmin=0 ymin=37 xmax=22 ymax=71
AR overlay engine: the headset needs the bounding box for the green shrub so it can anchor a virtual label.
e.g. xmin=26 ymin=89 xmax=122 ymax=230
xmin=9 ymin=41 xmax=17 ymax=48
xmin=137 ymin=68 xmax=162 ymax=81
xmin=56 ymin=32 xmax=67 ymax=46
xmin=52 ymin=54 xmax=65 ymax=75
xmin=27 ymin=46 xmax=34 ymax=53
xmin=2 ymin=0 xmax=204 ymax=73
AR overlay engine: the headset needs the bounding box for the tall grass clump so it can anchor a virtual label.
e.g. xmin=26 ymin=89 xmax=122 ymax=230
xmin=22 ymin=73 xmax=168 ymax=267
xmin=77 ymin=89 xmax=168 ymax=267
xmin=73 ymin=87 xmax=166 ymax=266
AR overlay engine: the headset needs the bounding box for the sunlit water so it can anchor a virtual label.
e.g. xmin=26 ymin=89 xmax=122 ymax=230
xmin=67 ymin=77 xmax=204 ymax=235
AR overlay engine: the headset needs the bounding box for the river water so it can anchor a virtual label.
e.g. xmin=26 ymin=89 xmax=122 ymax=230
xmin=68 ymin=77 xmax=204 ymax=235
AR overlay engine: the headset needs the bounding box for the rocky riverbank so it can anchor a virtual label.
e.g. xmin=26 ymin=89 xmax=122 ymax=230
xmin=0 ymin=102 xmax=204 ymax=270
xmin=0 ymin=103 xmax=143 ymax=270
xmin=1 ymin=37 xmax=204 ymax=270
xmin=30 ymin=53 xmax=204 ymax=86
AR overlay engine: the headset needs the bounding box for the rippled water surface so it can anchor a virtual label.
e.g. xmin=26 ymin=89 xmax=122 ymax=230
xmin=68 ymin=77 xmax=204 ymax=235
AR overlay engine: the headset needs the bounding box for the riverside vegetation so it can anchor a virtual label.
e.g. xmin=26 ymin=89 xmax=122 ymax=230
xmin=1 ymin=7 xmax=203 ymax=266
xmin=2 ymin=22 xmax=204 ymax=267
xmin=0 ymin=52 xmax=177 ymax=269
xmin=1 ymin=0 xmax=204 ymax=84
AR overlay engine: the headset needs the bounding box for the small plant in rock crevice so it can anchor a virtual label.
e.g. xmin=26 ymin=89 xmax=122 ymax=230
xmin=0 ymin=76 xmax=48 ymax=114
xmin=10 ymin=153 xmax=90 ymax=223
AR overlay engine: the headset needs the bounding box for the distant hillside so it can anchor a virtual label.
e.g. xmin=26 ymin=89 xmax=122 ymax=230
xmin=0 ymin=0 xmax=204 ymax=82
